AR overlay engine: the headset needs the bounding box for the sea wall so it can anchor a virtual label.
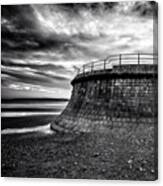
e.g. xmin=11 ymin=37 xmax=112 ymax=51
xmin=51 ymin=65 xmax=157 ymax=133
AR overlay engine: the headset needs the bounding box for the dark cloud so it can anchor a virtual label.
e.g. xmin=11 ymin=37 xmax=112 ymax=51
xmin=132 ymin=1 xmax=158 ymax=17
xmin=57 ymin=2 xmax=118 ymax=15
xmin=1 ymin=5 xmax=36 ymax=29
xmin=1 ymin=24 xmax=72 ymax=52
xmin=2 ymin=67 xmax=70 ymax=89
xmin=1 ymin=58 xmax=68 ymax=72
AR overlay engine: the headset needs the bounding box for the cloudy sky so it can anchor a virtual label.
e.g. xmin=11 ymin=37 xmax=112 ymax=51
xmin=1 ymin=1 xmax=157 ymax=99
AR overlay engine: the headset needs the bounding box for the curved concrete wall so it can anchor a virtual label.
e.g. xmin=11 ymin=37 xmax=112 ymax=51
xmin=51 ymin=65 xmax=157 ymax=133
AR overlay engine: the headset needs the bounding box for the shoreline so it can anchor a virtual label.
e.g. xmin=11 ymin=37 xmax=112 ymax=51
xmin=1 ymin=115 xmax=58 ymax=129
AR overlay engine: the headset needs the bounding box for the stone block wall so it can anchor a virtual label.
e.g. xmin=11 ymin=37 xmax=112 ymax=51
xmin=51 ymin=65 xmax=157 ymax=133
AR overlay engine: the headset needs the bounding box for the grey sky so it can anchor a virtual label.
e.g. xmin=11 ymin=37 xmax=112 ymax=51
xmin=1 ymin=1 xmax=157 ymax=99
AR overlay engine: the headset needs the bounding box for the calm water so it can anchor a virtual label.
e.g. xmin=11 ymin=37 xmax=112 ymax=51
xmin=1 ymin=100 xmax=68 ymax=135
xmin=1 ymin=101 xmax=68 ymax=117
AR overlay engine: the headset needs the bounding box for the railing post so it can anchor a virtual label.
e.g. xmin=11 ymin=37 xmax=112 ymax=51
xmin=91 ymin=62 xmax=94 ymax=72
xmin=138 ymin=53 xmax=140 ymax=65
xmin=83 ymin=65 xmax=85 ymax=73
xmin=104 ymin=59 xmax=106 ymax=70
xmin=119 ymin=54 xmax=122 ymax=66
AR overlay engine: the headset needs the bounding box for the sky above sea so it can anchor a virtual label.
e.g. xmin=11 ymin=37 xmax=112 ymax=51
xmin=1 ymin=1 xmax=157 ymax=99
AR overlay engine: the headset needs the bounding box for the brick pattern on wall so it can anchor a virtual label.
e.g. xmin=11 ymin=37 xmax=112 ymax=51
xmin=51 ymin=65 xmax=157 ymax=133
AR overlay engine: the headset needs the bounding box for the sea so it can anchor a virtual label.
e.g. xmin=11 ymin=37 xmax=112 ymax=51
xmin=1 ymin=99 xmax=68 ymax=135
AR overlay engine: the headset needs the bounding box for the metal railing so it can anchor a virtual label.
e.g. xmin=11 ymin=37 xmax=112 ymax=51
xmin=77 ymin=53 xmax=158 ymax=74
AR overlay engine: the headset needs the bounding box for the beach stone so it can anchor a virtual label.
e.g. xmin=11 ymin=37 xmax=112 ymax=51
xmin=92 ymin=152 xmax=100 ymax=157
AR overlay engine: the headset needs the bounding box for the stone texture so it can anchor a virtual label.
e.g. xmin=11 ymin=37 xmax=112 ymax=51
xmin=51 ymin=65 xmax=157 ymax=133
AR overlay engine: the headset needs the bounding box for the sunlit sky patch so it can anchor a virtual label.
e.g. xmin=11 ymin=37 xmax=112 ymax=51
xmin=1 ymin=1 xmax=157 ymax=99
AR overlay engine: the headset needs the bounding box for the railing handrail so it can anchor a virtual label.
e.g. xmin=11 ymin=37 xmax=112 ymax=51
xmin=78 ymin=53 xmax=158 ymax=74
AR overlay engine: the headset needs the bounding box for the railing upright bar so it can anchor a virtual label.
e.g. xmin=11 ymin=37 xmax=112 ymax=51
xmin=83 ymin=65 xmax=85 ymax=74
xmin=119 ymin=54 xmax=122 ymax=66
xmin=104 ymin=59 xmax=106 ymax=70
xmin=138 ymin=53 xmax=140 ymax=65
xmin=91 ymin=62 xmax=94 ymax=72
